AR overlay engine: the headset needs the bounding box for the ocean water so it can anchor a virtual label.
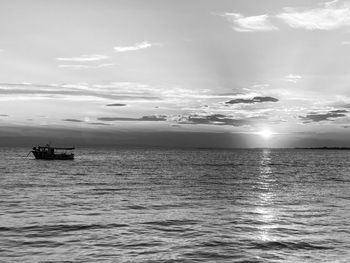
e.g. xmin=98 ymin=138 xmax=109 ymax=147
xmin=0 ymin=148 xmax=349 ymax=262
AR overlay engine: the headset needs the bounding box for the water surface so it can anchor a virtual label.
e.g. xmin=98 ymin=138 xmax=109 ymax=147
xmin=0 ymin=148 xmax=349 ymax=262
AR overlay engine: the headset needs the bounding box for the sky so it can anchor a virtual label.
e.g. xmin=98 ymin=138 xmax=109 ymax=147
xmin=1 ymin=0 xmax=350 ymax=148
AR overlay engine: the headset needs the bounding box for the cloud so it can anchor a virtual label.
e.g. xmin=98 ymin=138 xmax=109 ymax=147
xmin=220 ymin=13 xmax=278 ymax=32
xmin=284 ymin=74 xmax=302 ymax=83
xmin=141 ymin=115 xmax=167 ymax=121
xmin=329 ymin=100 xmax=350 ymax=108
xmin=114 ymin=41 xmax=162 ymax=52
xmin=56 ymin=54 xmax=109 ymax=62
xmin=95 ymin=63 xmax=115 ymax=68
xmin=106 ymin=103 xmax=127 ymax=107
xmin=58 ymin=63 xmax=115 ymax=70
xmin=58 ymin=65 xmax=90 ymax=69
xmin=64 ymin=119 xmax=110 ymax=125
xmin=226 ymin=96 xmax=278 ymax=104
xmin=325 ymin=0 xmax=340 ymax=8
xmin=178 ymin=114 xmax=267 ymax=126
xmin=220 ymin=1 xmax=350 ymax=32
xmin=89 ymin=122 xmax=109 ymax=126
xmin=330 ymin=109 xmax=348 ymax=113
xmin=180 ymin=114 xmax=248 ymax=126
xmin=277 ymin=1 xmax=350 ymax=30
xmin=97 ymin=115 xmax=167 ymax=122
xmin=0 ymin=82 xmax=162 ymax=102
xmin=0 ymin=114 xmax=8 ymax=117
xmin=63 ymin=119 xmax=84 ymax=122
xmin=0 ymin=82 xmax=275 ymax=110
xmin=300 ymin=109 xmax=348 ymax=123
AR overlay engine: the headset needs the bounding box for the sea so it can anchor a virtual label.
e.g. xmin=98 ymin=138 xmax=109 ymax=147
xmin=0 ymin=147 xmax=349 ymax=262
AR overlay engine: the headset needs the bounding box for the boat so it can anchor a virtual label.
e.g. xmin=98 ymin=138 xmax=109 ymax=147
xmin=31 ymin=144 xmax=75 ymax=160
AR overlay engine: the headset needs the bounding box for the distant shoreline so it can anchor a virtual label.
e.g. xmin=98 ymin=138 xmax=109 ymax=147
xmin=295 ymin=147 xmax=350 ymax=150
xmin=4 ymin=145 xmax=350 ymax=150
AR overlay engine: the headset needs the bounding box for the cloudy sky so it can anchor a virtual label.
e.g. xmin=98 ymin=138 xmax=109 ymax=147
xmin=1 ymin=0 xmax=350 ymax=147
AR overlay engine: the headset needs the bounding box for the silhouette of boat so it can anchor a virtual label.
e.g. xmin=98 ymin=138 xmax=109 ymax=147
xmin=31 ymin=144 xmax=75 ymax=160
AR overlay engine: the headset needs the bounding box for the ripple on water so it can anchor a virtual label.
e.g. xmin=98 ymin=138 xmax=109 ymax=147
xmin=0 ymin=148 xmax=349 ymax=262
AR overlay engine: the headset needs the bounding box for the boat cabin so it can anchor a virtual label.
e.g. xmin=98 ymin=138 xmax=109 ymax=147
xmin=31 ymin=144 xmax=75 ymax=160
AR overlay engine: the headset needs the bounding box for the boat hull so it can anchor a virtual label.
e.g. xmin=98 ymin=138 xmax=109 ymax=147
xmin=32 ymin=151 xmax=74 ymax=160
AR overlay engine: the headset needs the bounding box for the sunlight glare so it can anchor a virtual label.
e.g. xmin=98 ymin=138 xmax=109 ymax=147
xmin=258 ymin=129 xmax=274 ymax=139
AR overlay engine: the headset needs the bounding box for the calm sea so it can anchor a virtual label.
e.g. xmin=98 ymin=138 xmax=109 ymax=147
xmin=0 ymin=148 xmax=349 ymax=262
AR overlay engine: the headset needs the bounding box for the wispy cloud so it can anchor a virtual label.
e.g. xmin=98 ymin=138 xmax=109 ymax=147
xmin=114 ymin=41 xmax=162 ymax=52
xmin=0 ymin=82 xmax=162 ymax=102
xmin=58 ymin=65 xmax=90 ymax=69
xmin=325 ymin=0 xmax=340 ymax=8
xmin=220 ymin=13 xmax=278 ymax=32
xmin=284 ymin=74 xmax=302 ymax=83
xmin=106 ymin=103 xmax=127 ymax=107
xmin=98 ymin=115 xmax=167 ymax=122
xmin=56 ymin=54 xmax=109 ymax=62
xmin=277 ymin=1 xmax=350 ymax=30
xmin=63 ymin=119 xmax=111 ymax=126
xmin=95 ymin=63 xmax=115 ymax=68
xmin=63 ymin=119 xmax=84 ymax=123
xmin=58 ymin=63 xmax=115 ymax=70
xmin=90 ymin=122 xmax=109 ymax=126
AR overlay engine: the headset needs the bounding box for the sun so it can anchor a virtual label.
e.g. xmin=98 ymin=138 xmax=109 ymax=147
xmin=257 ymin=129 xmax=274 ymax=139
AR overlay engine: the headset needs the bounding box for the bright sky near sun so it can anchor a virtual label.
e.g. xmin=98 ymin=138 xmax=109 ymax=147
xmin=1 ymin=0 xmax=350 ymax=147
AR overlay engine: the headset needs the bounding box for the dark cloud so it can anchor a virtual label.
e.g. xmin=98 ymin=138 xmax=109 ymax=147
xmin=106 ymin=103 xmax=127 ymax=107
xmin=226 ymin=96 xmax=278 ymax=105
xmin=90 ymin=122 xmax=109 ymax=126
xmin=63 ymin=119 xmax=84 ymax=123
xmin=179 ymin=114 xmax=266 ymax=126
xmin=300 ymin=110 xmax=348 ymax=123
xmin=140 ymin=115 xmax=167 ymax=121
xmin=0 ymin=114 xmax=8 ymax=117
xmin=329 ymin=110 xmax=348 ymax=114
xmin=97 ymin=115 xmax=167 ymax=122
xmin=98 ymin=117 xmax=139 ymax=121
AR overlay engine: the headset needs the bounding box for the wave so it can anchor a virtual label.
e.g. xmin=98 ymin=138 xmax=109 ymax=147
xmin=194 ymin=163 xmax=244 ymax=167
xmin=141 ymin=219 xmax=199 ymax=227
xmin=251 ymin=241 xmax=333 ymax=250
xmin=0 ymin=223 xmax=129 ymax=235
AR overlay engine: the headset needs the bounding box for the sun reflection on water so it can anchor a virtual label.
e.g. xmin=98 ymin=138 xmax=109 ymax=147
xmin=255 ymin=149 xmax=278 ymax=242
